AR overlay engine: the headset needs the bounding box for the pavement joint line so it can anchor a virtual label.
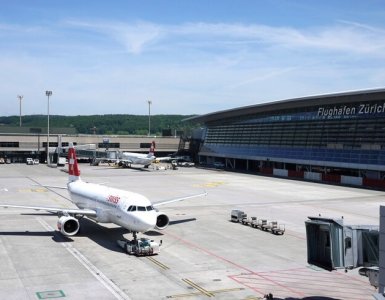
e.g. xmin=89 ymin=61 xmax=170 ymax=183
xmin=182 ymin=278 xmax=215 ymax=297
xmin=35 ymin=217 xmax=131 ymax=300
xmin=167 ymin=290 xmax=249 ymax=299
xmin=146 ymin=256 xmax=170 ymax=270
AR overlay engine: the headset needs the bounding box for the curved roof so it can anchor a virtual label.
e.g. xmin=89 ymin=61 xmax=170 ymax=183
xmin=185 ymin=88 xmax=385 ymax=124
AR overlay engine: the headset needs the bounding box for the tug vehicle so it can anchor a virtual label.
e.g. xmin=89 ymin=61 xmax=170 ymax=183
xmin=117 ymin=238 xmax=161 ymax=256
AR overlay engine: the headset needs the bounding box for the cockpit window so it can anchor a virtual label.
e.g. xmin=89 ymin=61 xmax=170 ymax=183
xmin=128 ymin=205 xmax=153 ymax=212
xmin=127 ymin=205 xmax=137 ymax=212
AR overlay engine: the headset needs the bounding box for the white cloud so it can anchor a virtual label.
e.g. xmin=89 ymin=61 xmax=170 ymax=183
xmin=64 ymin=20 xmax=385 ymax=57
xmin=1 ymin=19 xmax=385 ymax=116
xmin=65 ymin=20 xmax=163 ymax=54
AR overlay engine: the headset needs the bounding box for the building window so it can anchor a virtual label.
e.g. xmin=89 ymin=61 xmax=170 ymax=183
xmin=98 ymin=142 xmax=120 ymax=148
xmin=0 ymin=142 xmax=19 ymax=147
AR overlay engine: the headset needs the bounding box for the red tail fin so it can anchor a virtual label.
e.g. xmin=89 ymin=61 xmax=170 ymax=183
xmin=149 ymin=141 xmax=155 ymax=156
xmin=68 ymin=144 xmax=80 ymax=181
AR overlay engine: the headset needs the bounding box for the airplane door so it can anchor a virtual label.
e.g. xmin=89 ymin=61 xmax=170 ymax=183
xmin=115 ymin=200 xmax=127 ymax=220
xmin=344 ymin=228 xmax=354 ymax=269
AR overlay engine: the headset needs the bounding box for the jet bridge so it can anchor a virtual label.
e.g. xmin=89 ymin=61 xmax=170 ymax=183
xmin=305 ymin=216 xmax=379 ymax=287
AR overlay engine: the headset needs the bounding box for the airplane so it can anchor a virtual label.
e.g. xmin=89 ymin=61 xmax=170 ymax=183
xmin=116 ymin=141 xmax=156 ymax=168
xmin=0 ymin=143 xmax=206 ymax=241
xmin=92 ymin=141 xmax=170 ymax=168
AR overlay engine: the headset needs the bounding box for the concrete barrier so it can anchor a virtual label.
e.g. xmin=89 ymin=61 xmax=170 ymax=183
xmin=273 ymin=169 xmax=288 ymax=177
xmin=341 ymin=175 xmax=363 ymax=186
xmin=363 ymin=178 xmax=385 ymax=189
xmin=322 ymin=174 xmax=341 ymax=183
xmin=288 ymin=170 xmax=304 ymax=178
xmin=260 ymin=168 xmax=273 ymax=175
xmin=304 ymin=172 xmax=322 ymax=181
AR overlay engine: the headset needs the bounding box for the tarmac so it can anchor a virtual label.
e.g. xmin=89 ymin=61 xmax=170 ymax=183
xmin=0 ymin=162 xmax=383 ymax=300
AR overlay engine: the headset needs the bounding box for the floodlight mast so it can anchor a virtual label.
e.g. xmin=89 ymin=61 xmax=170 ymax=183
xmin=148 ymin=100 xmax=152 ymax=136
xmin=17 ymin=95 xmax=23 ymax=127
xmin=45 ymin=90 xmax=52 ymax=165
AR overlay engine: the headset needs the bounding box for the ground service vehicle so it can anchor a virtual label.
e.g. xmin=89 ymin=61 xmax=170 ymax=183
xmin=232 ymin=210 xmax=285 ymax=235
xmin=117 ymin=238 xmax=160 ymax=256
xmin=231 ymin=209 xmax=247 ymax=222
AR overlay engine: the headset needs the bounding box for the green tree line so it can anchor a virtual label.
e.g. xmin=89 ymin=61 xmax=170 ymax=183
xmin=0 ymin=114 xmax=197 ymax=135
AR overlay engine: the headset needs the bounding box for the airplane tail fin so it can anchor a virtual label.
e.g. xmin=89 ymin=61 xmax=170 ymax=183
xmin=147 ymin=141 xmax=155 ymax=157
xmin=68 ymin=143 xmax=81 ymax=182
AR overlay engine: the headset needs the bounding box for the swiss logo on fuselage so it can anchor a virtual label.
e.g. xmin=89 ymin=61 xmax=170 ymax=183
xmin=107 ymin=195 xmax=120 ymax=204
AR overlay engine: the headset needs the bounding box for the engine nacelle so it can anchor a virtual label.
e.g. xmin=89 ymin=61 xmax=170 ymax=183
xmin=156 ymin=213 xmax=169 ymax=230
xmin=57 ymin=216 xmax=80 ymax=236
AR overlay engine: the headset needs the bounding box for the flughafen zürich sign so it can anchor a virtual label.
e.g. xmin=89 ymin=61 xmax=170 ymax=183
xmin=317 ymin=102 xmax=385 ymax=119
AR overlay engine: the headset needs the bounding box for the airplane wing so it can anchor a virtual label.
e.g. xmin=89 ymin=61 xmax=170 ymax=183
xmin=153 ymin=192 xmax=207 ymax=207
xmin=0 ymin=204 xmax=97 ymax=217
xmin=155 ymin=156 xmax=174 ymax=162
xmin=36 ymin=185 xmax=68 ymax=190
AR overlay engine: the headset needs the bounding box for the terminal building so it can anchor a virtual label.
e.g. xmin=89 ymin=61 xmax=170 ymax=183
xmin=0 ymin=126 xmax=183 ymax=163
xmin=187 ymin=88 xmax=385 ymax=189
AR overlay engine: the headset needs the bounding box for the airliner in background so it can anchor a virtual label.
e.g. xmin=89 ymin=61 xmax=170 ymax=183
xmin=92 ymin=141 xmax=171 ymax=168
xmin=0 ymin=143 xmax=206 ymax=241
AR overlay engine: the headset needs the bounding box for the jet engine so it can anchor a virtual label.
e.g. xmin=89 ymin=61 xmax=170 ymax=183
xmin=57 ymin=216 xmax=80 ymax=236
xmin=155 ymin=213 xmax=169 ymax=230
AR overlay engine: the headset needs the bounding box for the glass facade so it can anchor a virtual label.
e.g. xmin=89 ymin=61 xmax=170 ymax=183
xmin=200 ymin=97 xmax=385 ymax=171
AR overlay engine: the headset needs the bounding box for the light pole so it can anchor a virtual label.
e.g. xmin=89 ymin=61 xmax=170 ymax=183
xmin=17 ymin=95 xmax=23 ymax=127
xmin=148 ymin=100 xmax=152 ymax=136
xmin=46 ymin=90 xmax=52 ymax=165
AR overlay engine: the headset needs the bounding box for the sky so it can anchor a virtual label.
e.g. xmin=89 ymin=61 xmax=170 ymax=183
xmin=0 ymin=0 xmax=385 ymax=116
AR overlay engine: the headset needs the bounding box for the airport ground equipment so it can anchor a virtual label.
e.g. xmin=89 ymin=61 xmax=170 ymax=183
xmin=231 ymin=209 xmax=247 ymax=222
xmin=268 ymin=221 xmax=285 ymax=235
xmin=231 ymin=210 xmax=285 ymax=235
xmin=117 ymin=238 xmax=160 ymax=256
xmin=305 ymin=216 xmax=379 ymax=288
xmin=258 ymin=219 xmax=269 ymax=230
xmin=242 ymin=216 xmax=258 ymax=227
xmin=171 ymin=160 xmax=178 ymax=170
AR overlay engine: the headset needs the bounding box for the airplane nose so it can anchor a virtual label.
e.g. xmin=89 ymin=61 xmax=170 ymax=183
xmin=140 ymin=214 xmax=157 ymax=231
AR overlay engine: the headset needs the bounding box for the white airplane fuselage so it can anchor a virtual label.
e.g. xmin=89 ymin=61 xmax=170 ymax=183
xmin=119 ymin=152 xmax=155 ymax=166
xmin=67 ymin=180 xmax=158 ymax=233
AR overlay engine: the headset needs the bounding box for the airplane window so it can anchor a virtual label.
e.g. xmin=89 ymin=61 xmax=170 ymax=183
xmin=138 ymin=206 xmax=146 ymax=211
xmin=146 ymin=206 xmax=154 ymax=211
xmin=127 ymin=206 xmax=137 ymax=212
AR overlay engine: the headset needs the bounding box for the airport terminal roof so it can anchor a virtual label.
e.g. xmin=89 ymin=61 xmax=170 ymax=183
xmin=185 ymin=88 xmax=385 ymax=124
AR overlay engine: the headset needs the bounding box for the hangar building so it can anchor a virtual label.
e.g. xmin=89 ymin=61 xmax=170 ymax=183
xmin=187 ymin=88 xmax=385 ymax=189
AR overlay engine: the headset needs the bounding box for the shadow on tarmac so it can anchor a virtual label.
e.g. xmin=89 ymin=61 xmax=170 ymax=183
xmin=0 ymin=229 xmax=74 ymax=243
xmin=0 ymin=215 xmax=197 ymax=253
xmin=263 ymin=296 xmax=340 ymax=300
xmin=75 ymin=218 xmax=133 ymax=252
